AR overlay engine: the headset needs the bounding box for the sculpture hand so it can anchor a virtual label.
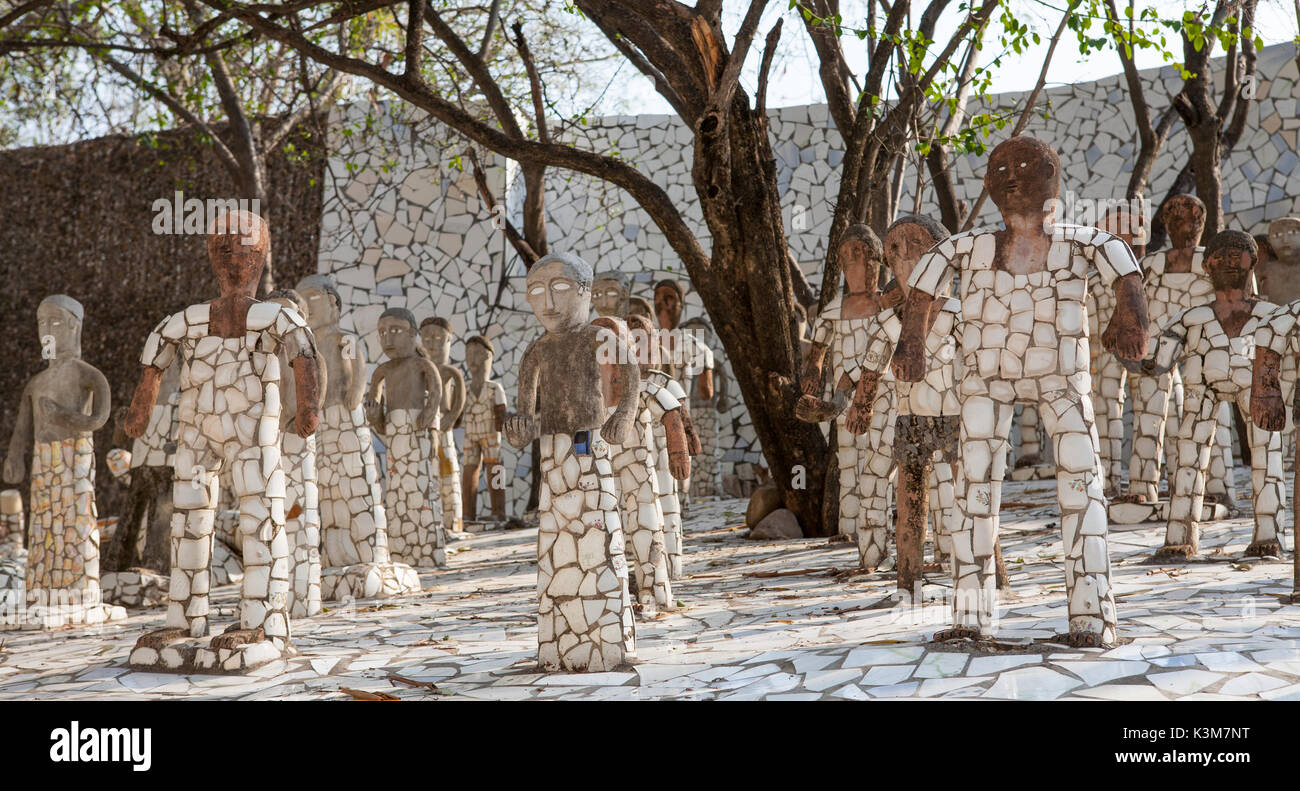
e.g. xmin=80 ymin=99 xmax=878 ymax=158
xmin=844 ymin=400 xmax=875 ymax=435
xmin=416 ymin=406 xmax=439 ymax=431
xmin=1103 ymin=315 xmax=1147 ymax=361
xmin=891 ymin=334 xmax=925 ymax=382
xmin=503 ymin=413 xmax=536 ymax=449
xmin=2 ymin=455 xmax=23 ymax=484
xmin=794 ymin=394 xmax=841 ymax=423
xmin=38 ymin=396 xmax=75 ymax=427
xmin=295 ymin=405 xmax=320 ymax=438
xmin=439 ymin=412 xmax=456 ymax=432
xmin=668 ymin=449 xmax=691 ymax=481
xmin=715 ymin=397 xmax=730 ymax=414
xmin=1252 ymin=387 xmax=1286 ymax=432
xmin=601 ymin=408 xmax=635 ymax=446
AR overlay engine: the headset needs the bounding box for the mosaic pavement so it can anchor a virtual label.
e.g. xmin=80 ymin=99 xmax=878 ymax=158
xmin=3 ymin=471 xmax=1300 ymax=701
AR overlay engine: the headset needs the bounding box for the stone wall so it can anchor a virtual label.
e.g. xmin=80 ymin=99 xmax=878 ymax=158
xmin=319 ymin=43 xmax=1300 ymax=515
xmin=0 ymin=124 xmax=326 ymax=516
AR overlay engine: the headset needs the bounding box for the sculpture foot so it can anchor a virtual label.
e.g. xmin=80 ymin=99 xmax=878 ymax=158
xmin=1244 ymin=539 xmax=1282 ymax=558
xmin=1055 ymin=630 xmax=1110 ymax=649
xmin=922 ymin=561 xmax=946 ymax=573
xmin=1153 ymin=544 xmax=1196 ymax=560
xmin=1112 ymin=492 xmax=1153 ymax=504
xmin=209 ymin=626 xmax=265 ymax=652
xmin=1013 ymin=453 xmax=1042 ymax=469
xmin=931 ymin=626 xmax=982 ymax=643
xmin=135 ymin=627 xmax=190 ymax=650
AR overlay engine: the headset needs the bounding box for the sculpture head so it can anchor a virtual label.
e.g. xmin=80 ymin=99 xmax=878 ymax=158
xmin=295 ymin=274 xmax=343 ymax=331
xmin=627 ymin=296 xmax=654 ymax=323
xmin=419 ymin=317 xmax=453 ymax=365
xmin=37 ymin=294 xmax=84 ymax=361
xmin=625 ymin=313 xmax=660 ymax=374
xmin=465 ymin=335 xmax=494 ymax=378
xmin=592 ymin=272 xmax=631 ymax=318
xmin=885 ymin=214 xmax=946 ymax=294
xmin=1268 ymin=217 xmax=1300 ymax=261
xmin=986 ymin=136 xmax=1060 ymax=218
xmin=1159 ymin=194 xmax=1206 ymax=250
xmin=838 ymin=224 xmax=883 ymax=295
xmin=654 ymin=279 xmax=686 ymax=331
xmin=1203 ymin=229 xmax=1257 ymax=291
xmin=378 ymin=307 xmax=421 ymax=360
xmin=526 ymin=252 xmax=593 ymax=333
xmin=206 ymin=210 xmax=270 ymax=298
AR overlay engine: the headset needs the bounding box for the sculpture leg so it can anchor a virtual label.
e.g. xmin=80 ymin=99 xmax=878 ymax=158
xmin=166 ymin=441 xmax=219 ymax=638
xmin=1128 ymin=371 xmax=1172 ymax=501
xmin=1094 ymin=354 xmax=1127 ymax=498
xmin=384 ymin=412 xmax=447 ymax=569
xmin=535 ymin=430 xmax=635 ymax=672
xmin=928 ymin=452 xmax=956 ymax=561
xmin=283 ymin=433 xmax=321 ymax=618
xmin=1039 ymin=388 xmax=1116 ymax=646
xmin=941 ymin=394 xmax=1013 ymax=640
xmin=140 ymin=467 xmax=174 ymax=573
xmin=1205 ymin=401 xmax=1238 ymax=505
xmin=226 ymin=442 xmax=292 ymax=650
xmin=1244 ymin=400 xmax=1284 ymax=557
xmin=461 ymin=440 xmax=483 ymax=523
xmin=689 ymin=406 xmax=719 ymax=498
xmin=614 ymin=436 xmax=670 ymax=613
xmin=485 ymin=438 xmax=507 ymax=520
xmin=438 ymin=429 xmax=463 ymax=533
xmin=318 ymin=403 xmax=389 ymax=568
xmin=1161 ymin=390 xmax=1216 ymax=558
xmin=653 ymin=428 xmax=684 ymax=579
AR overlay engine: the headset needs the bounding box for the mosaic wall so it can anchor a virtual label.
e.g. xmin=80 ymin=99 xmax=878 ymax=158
xmin=317 ymin=43 xmax=1300 ymax=515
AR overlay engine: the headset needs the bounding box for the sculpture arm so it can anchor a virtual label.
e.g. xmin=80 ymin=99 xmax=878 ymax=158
xmin=3 ymin=383 xmax=33 ymax=484
xmin=124 ymin=365 xmax=163 ymax=439
xmin=342 ymin=333 xmax=368 ymax=411
xmin=44 ymin=364 xmax=112 ymax=433
xmin=1139 ymin=318 xmax=1187 ymax=376
xmin=893 ymin=246 xmax=951 ymax=381
xmin=1103 ymin=272 xmax=1150 ymax=361
xmin=714 ymin=362 xmax=730 ymax=412
xmin=292 ymin=356 xmax=322 ymax=437
xmin=442 ymin=366 xmax=466 ymax=431
xmin=1252 ymin=346 xmax=1287 ymax=431
xmin=799 ymin=342 xmax=828 ymax=396
xmin=364 ymin=364 xmax=389 ymax=435
xmin=417 ymin=359 xmax=443 ymax=431
xmin=504 ymin=344 xmax=540 ymax=449
xmin=662 ymin=408 xmax=691 ymax=481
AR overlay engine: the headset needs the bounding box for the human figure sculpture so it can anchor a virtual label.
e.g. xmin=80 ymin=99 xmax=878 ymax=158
xmin=296 ymin=275 xmax=418 ymax=600
xmin=3 ymin=295 xmax=118 ymax=626
xmin=599 ymin=312 xmax=690 ymax=615
xmin=419 ymin=317 xmax=466 ymax=535
xmin=796 ymin=224 xmax=897 ymax=566
xmin=593 ymin=271 xmax=632 ymax=319
xmin=1256 ymin=218 xmax=1300 ymax=305
xmin=1116 ymin=195 xmax=1238 ymax=510
xmin=654 ymin=281 xmax=713 ymax=504
xmin=124 ymin=211 xmax=319 ymax=671
xmin=1137 ymin=230 xmax=1282 ymax=560
xmin=267 ymin=289 xmax=324 ymax=617
xmin=504 ymin=251 xmax=640 ymax=673
xmin=892 ymin=136 xmax=1150 ymax=647
xmin=461 ymin=335 xmax=508 ymax=523
xmin=368 ymin=309 xmax=447 ymax=569
xmin=849 ymin=215 xmax=964 ymax=598
xmin=680 ymin=316 xmax=729 ymax=499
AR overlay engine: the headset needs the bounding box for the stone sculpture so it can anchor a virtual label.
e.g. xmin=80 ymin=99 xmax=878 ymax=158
xmin=296 ymin=274 xmax=419 ymax=600
xmin=504 ymin=251 xmax=639 ymax=672
xmin=461 ymin=334 xmax=508 ymax=523
xmin=1090 ymin=204 xmax=1141 ymax=499
xmin=892 ymin=136 xmax=1150 ymax=647
xmin=268 ymin=289 xmax=324 ymax=617
xmin=3 ymin=295 xmax=120 ymax=628
xmin=592 ymin=271 xmax=632 ymax=319
xmin=796 ymin=224 xmax=896 ymax=566
xmin=680 ymin=316 xmax=729 ymax=499
xmin=1256 ymin=218 xmax=1300 ymax=305
xmin=124 ymin=211 xmax=318 ymax=671
xmin=1138 ymin=230 xmax=1281 ymax=559
xmin=367 ymin=308 xmax=447 ymax=569
xmin=419 ymin=317 xmax=466 ymax=535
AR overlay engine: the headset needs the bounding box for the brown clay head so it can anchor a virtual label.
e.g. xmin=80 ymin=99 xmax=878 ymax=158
xmin=839 ymin=224 xmax=883 ymax=295
xmin=465 ymin=335 xmax=494 ymax=377
xmin=37 ymin=294 xmax=84 ymax=361
xmin=885 ymin=214 xmax=946 ymax=292
xmin=592 ymin=272 xmax=631 ymax=318
xmin=986 ymin=136 xmax=1060 ymax=217
xmin=1203 ymin=229 xmax=1257 ymax=291
xmin=296 ymin=274 xmax=342 ymax=331
xmin=378 ymin=308 xmax=420 ymax=360
xmin=1099 ymin=202 xmax=1147 ymax=259
xmin=1268 ymin=217 xmax=1300 ymax=260
xmin=627 ymin=296 xmax=654 ymax=323
xmin=419 ymin=317 xmax=453 ymax=365
xmin=527 ymin=252 xmax=593 ymax=334
xmin=207 ymin=210 xmax=269 ymax=298
xmin=1159 ymin=194 xmax=1206 ymax=250
xmin=654 ymin=279 xmax=685 ymax=331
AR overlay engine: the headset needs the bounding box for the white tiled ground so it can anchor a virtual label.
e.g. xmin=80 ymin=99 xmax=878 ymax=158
xmin=2 ymin=469 xmax=1298 ymax=700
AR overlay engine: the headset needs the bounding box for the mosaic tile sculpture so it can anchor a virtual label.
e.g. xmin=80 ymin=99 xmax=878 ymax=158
xmin=504 ymin=251 xmax=639 ymax=672
xmin=367 ymin=308 xmax=447 ymax=569
xmin=680 ymin=316 xmax=729 ymax=499
xmin=268 ymin=289 xmax=324 ymax=617
xmin=419 ymin=317 xmax=466 ymax=534
xmin=124 ymin=211 xmax=318 ymax=671
xmin=892 ymin=136 xmax=1151 ymax=647
xmin=0 ymin=490 xmax=23 ymax=608
xmin=797 ymin=225 xmax=897 ymax=566
xmin=461 ymin=335 xmax=508 ymax=522
xmin=3 ymin=295 xmax=122 ymax=629
xmin=1256 ymin=218 xmax=1300 ymax=305
xmin=601 ymin=313 xmax=689 ymax=615
xmin=296 ymin=274 xmax=419 ymax=600
xmin=1137 ymin=230 xmax=1282 ymax=560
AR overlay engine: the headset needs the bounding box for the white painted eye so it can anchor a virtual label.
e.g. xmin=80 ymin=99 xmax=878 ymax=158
xmin=528 ymin=285 xmax=544 ymax=296
xmin=552 ymin=282 xmax=572 ymax=292
xmin=998 ymin=166 xmax=1006 ymax=172
xmin=1019 ymin=162 xmax=1027 ymax=168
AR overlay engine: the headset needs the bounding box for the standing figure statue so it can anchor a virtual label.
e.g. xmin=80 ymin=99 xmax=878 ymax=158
xmin=461 ymin=335 xmax=508 ymax=523
xmin=419 ymin=317 xmax=466 ymax=535
xmin=592 ymin=271 xmax=632 ymax=320
xmin=368 ymin=309 xmax=447 ymax=569
xmin=504 ymin=251 xmax=640 ymax=673
xmin=1138 ymin=231 xmax=1282 ymax=559
xmin=796 ymin=224 xmax=896 ymax=566
xmin=296 ymin=275 xmax=418 ymax=600
xmin=125 ymin=211 xmax=320 ymax=671
xmin=1255 ymin=218 xmax=1300 ymax=305
xmin=680 ymin=316 xmax=729 ymax=499
xmin=654 ymin=280 xmax=713 ymax=511
xmin=3 ymin=294 xmax=119 ymax=627
xmin=892 ymin=136 xmax=1149 ymax=647
xmin=267 ymin=289 xmax=324 ymax=617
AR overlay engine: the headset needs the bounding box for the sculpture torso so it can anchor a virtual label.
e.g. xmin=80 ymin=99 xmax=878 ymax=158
xmin=522 ymin=327 xmax=607 ymax=434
